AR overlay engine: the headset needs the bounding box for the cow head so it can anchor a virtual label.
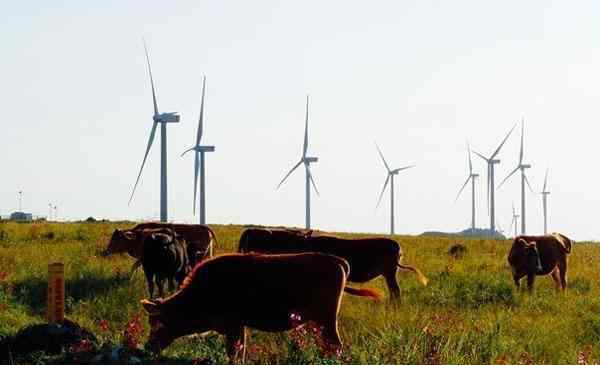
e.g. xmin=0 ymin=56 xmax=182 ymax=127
xmin=141 ymin=299 xmax=175 ymax=353
xmin=514 ymin=238 xmax=542 ymax=273
xmin=103 ymin=229 xmax=137 ymax=256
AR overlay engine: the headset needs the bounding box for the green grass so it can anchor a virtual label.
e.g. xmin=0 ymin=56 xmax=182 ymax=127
xmin=1 ymin=221 xmax=599 ymax=364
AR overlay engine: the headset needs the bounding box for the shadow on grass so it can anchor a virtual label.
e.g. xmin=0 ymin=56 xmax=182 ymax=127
xmin=12 ymin=274 xmax=131 ymax=316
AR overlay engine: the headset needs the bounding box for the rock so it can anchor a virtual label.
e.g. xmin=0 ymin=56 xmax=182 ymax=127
xmin=0 ymin=318 xmax=97 ymax=361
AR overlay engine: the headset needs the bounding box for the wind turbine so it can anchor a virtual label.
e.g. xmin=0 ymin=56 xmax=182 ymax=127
xmin=276 ymin=95 xmax=319 ymax=229
xmin=182 ymin=76 xmax=214 ymax=227
xmin=498 ymin=118 xmax=534 ymax=235
xmin=128 ymin=39 xmax=180 ymax=222
xmin=455 ymin=142 xmax=479 ymax=234
xmin=375 ymin=143 xmax=415 ymax=235
xmin=541 ymin=169 xmax=550 ymax=235
xmin=472 ymin=123 xmax=517 ymax=236
xmin=509 ymin=203 xmax=520 ymax=237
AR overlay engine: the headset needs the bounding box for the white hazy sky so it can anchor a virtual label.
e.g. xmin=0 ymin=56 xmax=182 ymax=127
xmin=1 ymin=1 xmax=599 ymax=240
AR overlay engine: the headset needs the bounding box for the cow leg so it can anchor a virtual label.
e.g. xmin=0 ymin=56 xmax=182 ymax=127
xmin=512 ymin=271 xmax=525 ymax=290
xmin=551 ymin=268 xmax=562 ymax=291
xmin=383 ymin=269 xmax=401 ymax=300
xmin=145 ymin=271 xmax=154 ymax=298
xmin=225 ymin=326 xmax=246 ymax=365
xmin=156 ymin=276 xmax=165 ymax=298
xmin=558 ymin=257 xmax=568 ymax=290
xmin=129 ymin=260 xmax=141 ymax=279
xmin=526 ymin=274 xmax=536 ymax=293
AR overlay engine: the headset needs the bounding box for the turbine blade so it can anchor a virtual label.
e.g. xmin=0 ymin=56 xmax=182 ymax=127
xmin=455 ymin=176 xmax=471 ymax=203
xmin=524 ymin=174 xmax=535 ymax=193
xmin=193 ymin=152 xmax=199 ymax=215
xmin=196 ymin=76 xmax=206 ymax=145
xmin=303 ymin=95 xmax=309 ymax=158
xmin=542 ymin=169 xmax=549 ymax=193
xmin=472 ymin=149 xmax=489 ymax=162
xmin=276 ymin=160 xmax=303 ymax=190
xmin=519 ymin=117 xmax=524 ymax=165
xmin=375 ymin=142 xmax=391 ymax=172
xmin=491 ymin=123 xmax=517 ymax=159
xmin=181 ymin=146 xmax=195 ymax=157
xmin=393 ymin=165 xmax=416 ymax=173
xmin=143 ymin=39 xmax=159 ymax=116
xmin=375 ymin=174 xmax=391 ymax=210
xmin=467 ymin=141 xmax=473 ymax=174
xmin=306 ymin=165 xmax=320 ymax=196
xmin=129 ymin=122 xmax=158 ymax=204
xmin=498 ymin=166 xmax=520 ymax=189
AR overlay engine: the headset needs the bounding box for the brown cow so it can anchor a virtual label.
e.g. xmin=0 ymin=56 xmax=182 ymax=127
xmin=104 ymin=223 xmax=217 ymax=277
xmin=238 ymin=228 xmax=428 ymax=299
xmin=507 ymin=232 xmax=572 ymax=292
xmin=141 ymin=253 xmax=380 ymax=364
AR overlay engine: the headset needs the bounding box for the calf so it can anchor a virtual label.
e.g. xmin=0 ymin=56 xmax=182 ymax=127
xmin=141 ymin=228 xmax=190 ymax=298
xmin=507 ymin=233 xmax=572 ymax=292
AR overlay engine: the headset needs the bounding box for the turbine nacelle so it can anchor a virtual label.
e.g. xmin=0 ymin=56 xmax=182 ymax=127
xmin=490 ymin=159 xmax=500 ymax=164
xmin=520 ymin=164 xmax=531 ymax=169
xmin=153 ymin=112 xmax=180 ymax=124
xmin=304 ymin=156 xmax=318 ymax=163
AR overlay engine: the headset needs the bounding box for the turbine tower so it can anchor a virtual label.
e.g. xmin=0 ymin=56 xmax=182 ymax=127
xmin=129 ymin=40 xmax=180 ymax=222
xmin=509 ymin=203 xmax=520 ymax=237
xmin=498 ymin=118 xmax=534 ymax=235
xmin=276 ymin=95 xmax=319 ymax=229
xmin=182 ymin=76 xmax=214 ymax=227
xmin=541 ymin=169 xmax=550 ymax=235
xmin=375 ymin=143 xmax=415 ymax=235
xmin=455 ymin=141 xmax=479 ymax=234
xmin=472 ymin=123 xmax=517 ymax=236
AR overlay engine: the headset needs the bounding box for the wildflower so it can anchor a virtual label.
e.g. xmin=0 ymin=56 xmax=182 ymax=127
xmin=122 ymin=314 xmax=143 ymax=349
xmin=98 ymin=319 xmax=110 ymax=333
xmin=70 ymin=339 xmax=93 ymax=353
xmin=0 ymin=272 xmax=7 ymax=281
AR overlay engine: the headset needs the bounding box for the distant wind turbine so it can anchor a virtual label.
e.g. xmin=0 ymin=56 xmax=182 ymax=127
xmin=541 ymin=169 xmax=550 ymax=235
xmin=455 ymin=141 xmax=479 ymax=234
xmin=276 ymin=95 xmax=319 ymax=229
xmin=509 ymin=203 xmax=520 ymax=237
xmin=498 ymin=117 xmax=534 ymax=235
xmin=472 ymin=123 xmax=517 ymax=235
xmin=375 ymin=143 xmax=415 ymax=235
xmin=129 ymin=39 xmax=180 ymax=222
xmin=182 ymin=76 xmax=215 ymax=227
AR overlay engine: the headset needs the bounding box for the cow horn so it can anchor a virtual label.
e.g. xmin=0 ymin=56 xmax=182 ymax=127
xmin=140 ymin=299 xmax=162 ymax=316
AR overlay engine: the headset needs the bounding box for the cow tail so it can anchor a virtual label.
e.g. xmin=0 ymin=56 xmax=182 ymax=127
xmin=343 ymin=286 xmax=382 ymax=301
xmin=397 ymin=263 xmax=429 ymax=286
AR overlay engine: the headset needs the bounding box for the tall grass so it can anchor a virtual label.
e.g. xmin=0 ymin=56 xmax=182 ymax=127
xmin=0 ymin=221 xmax=599 ymax=364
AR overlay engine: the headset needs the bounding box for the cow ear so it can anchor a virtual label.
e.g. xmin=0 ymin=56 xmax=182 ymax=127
xmin=141 ymin=299 xmax=162 ymax=316
xmin=526 ymin=241 xmax=537 ymax=248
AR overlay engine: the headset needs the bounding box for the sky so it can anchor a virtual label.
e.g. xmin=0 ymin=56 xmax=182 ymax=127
xmin=1 ymin=0 xmax=599 ymax=240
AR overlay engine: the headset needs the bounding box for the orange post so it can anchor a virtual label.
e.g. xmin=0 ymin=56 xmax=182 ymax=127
xmin=47 ymin=263 xmax=65 ymax=324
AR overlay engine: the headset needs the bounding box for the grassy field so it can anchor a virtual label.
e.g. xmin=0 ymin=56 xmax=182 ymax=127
xmin=0 ymin=221 xmax=599 ymax=365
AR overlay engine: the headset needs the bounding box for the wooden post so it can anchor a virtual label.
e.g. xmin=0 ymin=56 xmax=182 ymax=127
xmin=47 ymin=263 xmax=64 ymax=324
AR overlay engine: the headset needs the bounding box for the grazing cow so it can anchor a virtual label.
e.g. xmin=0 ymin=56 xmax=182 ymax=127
xmin=141 ymin=228 xmax=190 ymax=298
xmin=507 ymin=233 xmax=572 ymax=292
xmin=104 ymin=223 xmax=217 ymax=277
xmin=141 ymin=253 xmax=380 ymax=364
xmin=238 ymin=228 xmax=428 ymax=299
